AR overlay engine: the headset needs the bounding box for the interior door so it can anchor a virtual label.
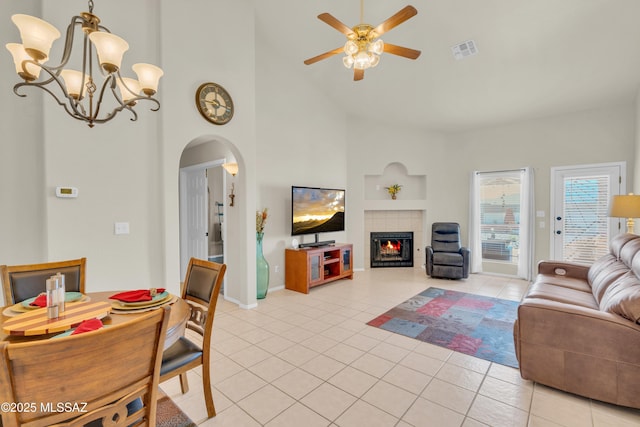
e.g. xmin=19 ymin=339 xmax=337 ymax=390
xmin=551 ymin=163 xmax=625 ymax=263
xmin=180 ymin=167 xmax=208 ymax=278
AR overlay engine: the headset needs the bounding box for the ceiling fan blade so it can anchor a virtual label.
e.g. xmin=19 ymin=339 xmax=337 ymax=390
xmin=354 ymin=68 xmax=364 ymax=81
xmin=383 ymin=43 xmax=421 ymax=60
xmin=304 ymin=47 xmax=344 ymax=65
xmin=373 ymin=5 xmax=418 ymax=36
xmin=318 ymin=13 xmax=355 ymax=36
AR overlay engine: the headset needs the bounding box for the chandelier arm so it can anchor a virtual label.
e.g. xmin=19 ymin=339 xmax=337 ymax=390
xmin=14 ymin=79 xmax=86 ymax=121
xmin=146 ymin=97 xmax=161 ymax=112
xmin=90 ymin=103 xmax=138 ymax=125
xmin=89 ymin=73 xmax=116 ymax=122
xmin=55 ymin=16 xmax=88 ymax=71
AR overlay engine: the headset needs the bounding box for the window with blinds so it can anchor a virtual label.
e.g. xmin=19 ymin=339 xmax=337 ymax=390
xmin=562 ymin=175 xmax=610 ymax=263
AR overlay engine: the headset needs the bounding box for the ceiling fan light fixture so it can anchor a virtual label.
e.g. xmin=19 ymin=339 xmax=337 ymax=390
xmin=344 ymin=40 xmax=359 ymax=55
xmin=369 ymin=53 xmax=380 ymax=68
xmin=354 ymin=50 xmax=372 ymax=69
xmin=369 ymin=39 xmax=384 ymax=55
xmin=304 ymin=5 xmax=420 ymax=81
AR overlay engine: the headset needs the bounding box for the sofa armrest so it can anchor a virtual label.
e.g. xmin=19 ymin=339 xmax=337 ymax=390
xmin=537 ymin=260 xmax=590 ymax=280
xmin=514 ymin=297 xmax=640 ymax=407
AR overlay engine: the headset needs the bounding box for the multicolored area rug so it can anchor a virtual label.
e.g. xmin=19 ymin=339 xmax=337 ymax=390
xmin=367 ymin=287 xmax=520 ymax=368
xmin=157 ymin=392 xmax=197 ymax=427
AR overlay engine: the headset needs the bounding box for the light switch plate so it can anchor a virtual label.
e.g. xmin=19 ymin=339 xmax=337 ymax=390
xmin=114 ymin=222 xmax=130 ymax=235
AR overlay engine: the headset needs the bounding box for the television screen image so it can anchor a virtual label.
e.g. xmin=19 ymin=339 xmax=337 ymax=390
xmin=292 ymin=186 xmax=345 ymax=236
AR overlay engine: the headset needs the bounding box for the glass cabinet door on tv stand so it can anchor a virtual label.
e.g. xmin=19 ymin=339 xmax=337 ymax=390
xmin=309 ymin=253 xmax=322 ymax=284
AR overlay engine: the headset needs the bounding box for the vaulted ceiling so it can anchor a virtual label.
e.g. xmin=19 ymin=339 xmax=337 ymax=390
xmin=255 ymin=0 xmax=640 ymax=132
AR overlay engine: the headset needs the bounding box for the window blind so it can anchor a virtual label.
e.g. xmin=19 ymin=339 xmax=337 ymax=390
xmin=562 ymin=175 xmax=610 ymax=263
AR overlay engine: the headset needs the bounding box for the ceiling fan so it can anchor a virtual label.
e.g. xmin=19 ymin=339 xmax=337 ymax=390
xmin=303 ymin=1 xmax=421 ymax=81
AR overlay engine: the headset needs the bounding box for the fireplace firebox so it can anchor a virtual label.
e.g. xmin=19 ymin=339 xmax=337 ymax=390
xmin=370 ymin=232 xmax=414 ymax=268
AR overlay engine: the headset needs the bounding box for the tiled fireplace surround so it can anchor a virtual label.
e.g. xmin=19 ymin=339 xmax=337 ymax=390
xmin=364 ymin=210 xmax=425 ymax=269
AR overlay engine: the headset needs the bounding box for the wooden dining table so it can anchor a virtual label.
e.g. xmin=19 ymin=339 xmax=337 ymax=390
xmin=0 ymin=291 xmax=190 ymax=349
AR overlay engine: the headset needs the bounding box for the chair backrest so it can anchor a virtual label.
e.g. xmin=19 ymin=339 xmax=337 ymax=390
xmin=182 ymin=258 xmax=226 ymax=344
xmin=0 ymin=306 xmax=170 ymax=427
xmin=1 ymin=258 xmax=86 ymax=305
xmin=431 ymin=222 xmax=462 ymax=253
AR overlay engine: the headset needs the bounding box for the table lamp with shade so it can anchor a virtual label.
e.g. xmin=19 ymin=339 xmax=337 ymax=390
xmin=609 ymin=193 xmax=640 ymax=234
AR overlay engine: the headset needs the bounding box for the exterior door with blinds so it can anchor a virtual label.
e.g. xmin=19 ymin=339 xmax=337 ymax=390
xmin=551 ymin=163 xmax=625 ymax=263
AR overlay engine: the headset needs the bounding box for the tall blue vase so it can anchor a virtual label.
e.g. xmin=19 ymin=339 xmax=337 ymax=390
xmin=256 ymin=232 xmax=269 ymax=299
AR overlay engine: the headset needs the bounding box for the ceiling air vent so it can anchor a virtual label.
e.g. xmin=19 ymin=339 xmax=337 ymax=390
xmin=452 ymin=40 xmax=478 ymax=60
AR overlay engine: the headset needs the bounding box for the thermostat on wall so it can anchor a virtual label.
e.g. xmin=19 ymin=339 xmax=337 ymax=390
xmin=56 ymin=186 xmax=78 ymax=198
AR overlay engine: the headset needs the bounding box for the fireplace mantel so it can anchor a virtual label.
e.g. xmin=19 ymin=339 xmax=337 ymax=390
xmin=363 ymin=200 xmax=427 ymax=211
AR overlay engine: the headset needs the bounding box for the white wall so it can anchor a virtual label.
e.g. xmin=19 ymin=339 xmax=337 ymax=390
xmin=1 ymin=0 xmax=259 ymax=307
xmin=159 ymin=0 xmax=256 ymax=306
xmin=254 ymin=23 xmax=348 ymax=290
xmin=0 ymin=0 xmax=46 ymax=284
xmin=348 ymin=104 xmax=635 ymax=272
xmin=447 ymin=104 xmax=635 ymax=266
xmin=346 ymin=117 xmax=448 ymax=270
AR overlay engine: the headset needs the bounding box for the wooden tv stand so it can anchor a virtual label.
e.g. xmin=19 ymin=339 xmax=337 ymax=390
xmin=285 ymin=243 xmax=353 ymax=294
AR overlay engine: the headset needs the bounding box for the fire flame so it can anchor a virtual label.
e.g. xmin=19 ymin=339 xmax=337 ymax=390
xmin=382 ymin=240 xmax=401 ymax=252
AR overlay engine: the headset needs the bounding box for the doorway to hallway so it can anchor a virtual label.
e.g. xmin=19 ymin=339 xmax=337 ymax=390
xmin=179 ymin=159 xmax=228 ymax=288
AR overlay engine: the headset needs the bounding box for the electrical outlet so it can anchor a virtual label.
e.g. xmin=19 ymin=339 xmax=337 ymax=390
xmin=274 ymin=265 xmax=279 ymax=273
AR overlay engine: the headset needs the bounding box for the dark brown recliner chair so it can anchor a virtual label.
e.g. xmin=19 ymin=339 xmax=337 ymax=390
xmin=425 ymin=222 xmax=470 ymax=279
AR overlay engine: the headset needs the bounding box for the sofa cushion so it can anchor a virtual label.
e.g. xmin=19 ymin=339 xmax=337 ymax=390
xmin=609 ymin=233 xmax=640 ymax=260
xmin=619 ymin=236 xmax=640 ymax=266
xmin=599 ymin=271 xmax=640 ymax=322
xmin=534 ymin=273 xmax=592 ymax=293
xmin=526 ymin=282 xmax=599 ymax=310
xmin=589 ymin=255 xmax=630 ymax=304
xmin=433 ymin=252 xmax=463 ymax=267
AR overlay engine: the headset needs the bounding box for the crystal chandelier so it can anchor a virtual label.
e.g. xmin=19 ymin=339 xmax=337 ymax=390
xmin=5 ymin=0 xmax=163 ymax=128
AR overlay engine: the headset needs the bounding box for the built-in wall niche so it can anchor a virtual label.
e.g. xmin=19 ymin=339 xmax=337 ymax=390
xmin=364 ymin=162 xmax=426 ymax=201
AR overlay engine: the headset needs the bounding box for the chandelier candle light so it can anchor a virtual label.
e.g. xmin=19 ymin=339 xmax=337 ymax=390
xmin=6 ymin=0 xmax=163 ymax=127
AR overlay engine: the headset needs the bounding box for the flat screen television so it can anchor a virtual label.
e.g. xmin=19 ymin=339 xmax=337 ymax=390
xmin=292 ymin=186 xmax=345 ymax=247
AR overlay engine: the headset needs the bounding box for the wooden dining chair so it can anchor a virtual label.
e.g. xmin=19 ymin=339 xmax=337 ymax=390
xmin=1 ymin=258 xmax=86 ymax=305
xmin=160 ymin=258 xmax=226 ymax=419
xmin=0 ymin=305 xmax=170 ymax=427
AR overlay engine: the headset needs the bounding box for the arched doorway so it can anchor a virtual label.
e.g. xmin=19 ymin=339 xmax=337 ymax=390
xmin=178 ymin=137 xmax=242 ymax=297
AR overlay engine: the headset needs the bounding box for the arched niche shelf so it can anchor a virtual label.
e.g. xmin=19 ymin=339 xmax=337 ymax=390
xmin=363 ymin=162 xmax=427 ymax=210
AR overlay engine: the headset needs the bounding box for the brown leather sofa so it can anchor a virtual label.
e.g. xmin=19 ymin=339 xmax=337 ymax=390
xmin=514 ymin=233 xmax=640 ymax=408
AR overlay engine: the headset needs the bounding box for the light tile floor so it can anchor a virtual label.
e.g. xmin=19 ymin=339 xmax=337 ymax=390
xmin=161 ymin=268 xmax=640 ymax=426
